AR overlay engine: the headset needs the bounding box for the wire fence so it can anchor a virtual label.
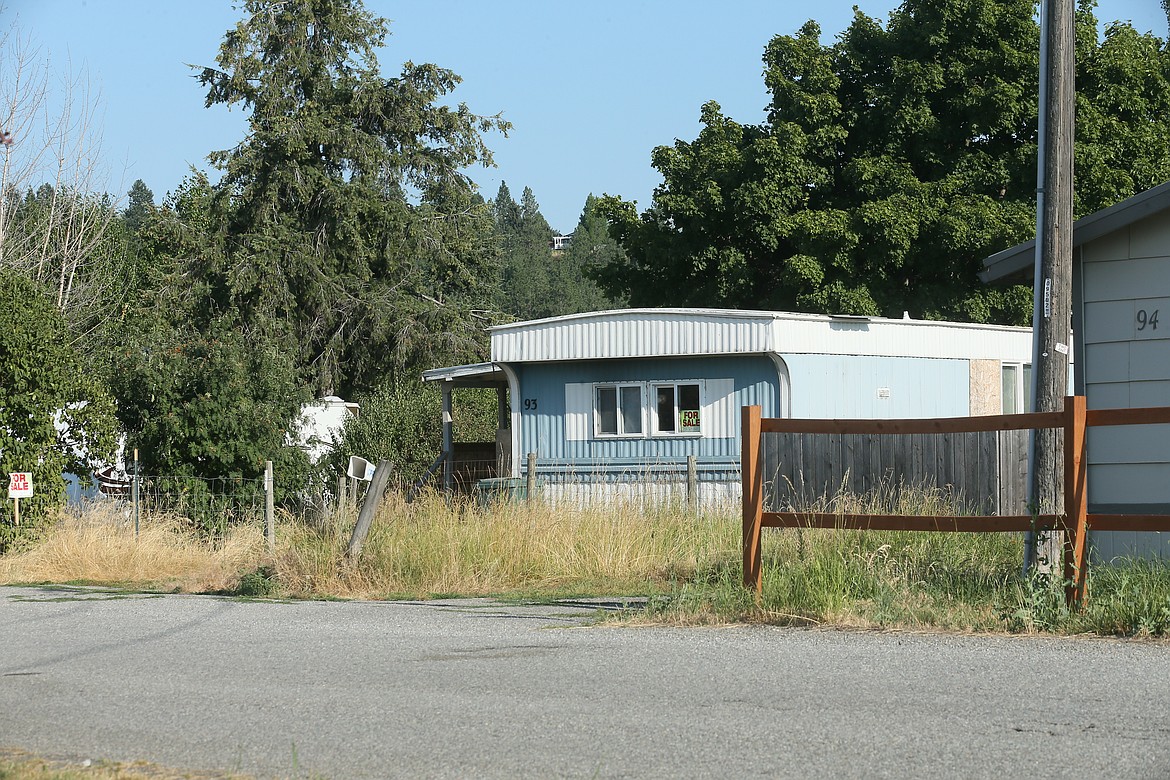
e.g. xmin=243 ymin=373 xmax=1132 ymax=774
xmin=93 ymin=468 xmax=272 ymax=540
xmin=135 ymin=474 xmax=268 ymax=538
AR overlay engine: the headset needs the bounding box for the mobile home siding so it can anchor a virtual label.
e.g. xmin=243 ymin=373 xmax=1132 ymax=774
xmin=491 ymin=309 xmax=1033 ymax=364
xmin=514 ymin=355 xmax=781 ymax=465
xmin=781 ymin=354 xmax=972 ymax=419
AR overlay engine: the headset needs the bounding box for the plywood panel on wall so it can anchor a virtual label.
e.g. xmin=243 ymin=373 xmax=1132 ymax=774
xmin=968 ymin=359 xmax=1001 ymax=416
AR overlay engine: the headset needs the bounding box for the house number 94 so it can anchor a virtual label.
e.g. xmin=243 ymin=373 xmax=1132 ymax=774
xmin=1137 ymin=309 xmax=1160 ymax=332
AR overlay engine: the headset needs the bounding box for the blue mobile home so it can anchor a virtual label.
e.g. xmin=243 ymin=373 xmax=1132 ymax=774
xmin=424 ymin=308 xmax=1032 ymax=502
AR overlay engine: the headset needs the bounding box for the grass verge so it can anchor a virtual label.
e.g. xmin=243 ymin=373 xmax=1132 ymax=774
xmin=0 ymin=748 xmax=246 ymax=779
xmin=2 ymin=490 xmax=1169 ymax=637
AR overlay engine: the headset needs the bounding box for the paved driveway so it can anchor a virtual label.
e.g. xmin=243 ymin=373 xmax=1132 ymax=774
xmin=1 ymin=585 xmax=1168 ymax=778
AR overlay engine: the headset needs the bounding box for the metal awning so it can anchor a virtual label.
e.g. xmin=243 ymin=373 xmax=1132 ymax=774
xmin=421 ymin=362 xmax=508 ymax=388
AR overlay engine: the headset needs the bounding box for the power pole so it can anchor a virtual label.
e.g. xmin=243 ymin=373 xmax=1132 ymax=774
xmin=1027 ymin=0 xmax=1076 ymax=571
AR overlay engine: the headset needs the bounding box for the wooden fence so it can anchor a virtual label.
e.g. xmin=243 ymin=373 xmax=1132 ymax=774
xmin=762 ymin=427 xmax=1029 ymax=516
xmin=741 ymin=397 xmax=1170 ymax=605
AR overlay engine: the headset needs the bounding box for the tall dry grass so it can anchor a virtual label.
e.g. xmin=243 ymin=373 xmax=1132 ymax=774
xmin=0 ymin=502 xmax=264 ymax=593
xmin=4 ymin=487 xmax=1167 ymax=637
xmin=276 ymin=491 xmax=738 ymax=599
xmin=0 ymin=492 xmax=738 ymax=599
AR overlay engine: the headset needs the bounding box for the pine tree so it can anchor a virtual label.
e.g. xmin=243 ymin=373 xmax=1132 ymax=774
xmin=195 ymin=0 xmax=510 ymax=394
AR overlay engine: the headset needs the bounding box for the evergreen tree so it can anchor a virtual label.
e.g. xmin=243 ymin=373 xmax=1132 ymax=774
xmin=494 ymin=183 xmax=555 ymax=320
xmin=195 ymin=0 xmax=510 ymax=395
xmin=122 ymin=179 xmax=154 ymax=234
xmin=492 ymin=181 xmax=522 ymax=234
xmin=560 ymin=194 xmax=625 ymax=314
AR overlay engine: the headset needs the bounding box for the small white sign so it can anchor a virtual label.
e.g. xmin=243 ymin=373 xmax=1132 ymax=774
xmin=8 ymin=472 xmax=33 ymax=499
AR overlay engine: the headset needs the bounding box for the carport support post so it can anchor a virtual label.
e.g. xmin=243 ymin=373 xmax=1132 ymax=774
xmin=496 ymin=386 xmax=508 ymax=429
xmin=742 ymin=406 xmax=763 ymax=594
xmin=442 ymin=381 xmax=453 ymax=493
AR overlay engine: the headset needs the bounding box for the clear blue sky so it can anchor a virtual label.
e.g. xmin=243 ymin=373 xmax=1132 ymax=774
xmin=7 ymin=0 xmax=1168 ymax=234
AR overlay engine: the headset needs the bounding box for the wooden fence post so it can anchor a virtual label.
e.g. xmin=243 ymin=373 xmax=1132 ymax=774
xmin=347 ymin=460 xmax=393 ymax=560
xmin=742 ymin=406 xmax=763 ymax=594
xmin=526 ymin=451 xmax=537 ymax=500
xmin=1063 ymin=395 xmax=1088 ymax=605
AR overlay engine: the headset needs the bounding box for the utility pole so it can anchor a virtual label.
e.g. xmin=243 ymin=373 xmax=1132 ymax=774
xmin=1027 ymin=0 xmax=1075 ymax=571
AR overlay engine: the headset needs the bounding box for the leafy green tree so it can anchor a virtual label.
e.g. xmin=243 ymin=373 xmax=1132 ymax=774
xmin=596 ymin=0 xmax=1170 ymax=325
xmin=195 ymin=0 xmax=510 ymax=396
xmin=109 ymin=173 xmax=311 ymax=492
xmin=110 ymin=316 xmax=310 ymax=484
xmin=0 ymin=268 xmax=116 ymax=551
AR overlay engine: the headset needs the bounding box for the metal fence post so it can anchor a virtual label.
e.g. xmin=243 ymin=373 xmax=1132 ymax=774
xmin=526 ymin=452 xmax=537 ymax=501
xmin=687 ymin=455 xmax=698 ymax=512
xmin=133 ymin=448 xmax=140 ymax=539
xmin=264 ymin=460 xmax=275 ymax=555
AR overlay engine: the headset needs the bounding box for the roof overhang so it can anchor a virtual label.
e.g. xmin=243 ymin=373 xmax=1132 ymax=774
xmin=421 ymin=362 xmax=508 ymax=388
xmin=981 ymin=180 xmax=1170 ymax=284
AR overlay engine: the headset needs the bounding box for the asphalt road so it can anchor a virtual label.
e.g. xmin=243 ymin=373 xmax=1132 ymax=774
xmin=1 ymin=585 xmax=1168 ymax=779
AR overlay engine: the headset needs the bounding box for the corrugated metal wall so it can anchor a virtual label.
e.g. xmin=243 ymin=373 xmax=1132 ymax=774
xmin=491 ymin=309 xmax=1032 ymax=364
xmin=515 ymin=355 xmax=781 ymax=466
xmin=492 ymin=310 xmax=778 ymax=362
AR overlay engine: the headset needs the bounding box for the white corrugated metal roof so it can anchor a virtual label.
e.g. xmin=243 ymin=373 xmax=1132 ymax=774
xmin=489 ymin=308 xmax=1033 ymax=363
xmin=421 ymin=362 xmax=506 ymax=383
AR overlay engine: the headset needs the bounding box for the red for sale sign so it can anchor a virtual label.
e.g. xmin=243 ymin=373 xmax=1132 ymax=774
xmin=8 ymin=472 xmax=33 ymax=499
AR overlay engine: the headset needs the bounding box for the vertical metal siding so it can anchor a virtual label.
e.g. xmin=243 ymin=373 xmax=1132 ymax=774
xmin=515 ymin=355 xmax=779 ymax=464
xmin=491 ymin=309 xmax=1032 ymax=364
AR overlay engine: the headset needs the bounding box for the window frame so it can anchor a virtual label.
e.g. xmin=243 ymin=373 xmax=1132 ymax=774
xmin=1000 ymin=362 xmax=1033 ymax=414
xmin=593 ymin=383 xmax=645 ymax=438
xmin=651 ymin=381 xmax=703 ymax=437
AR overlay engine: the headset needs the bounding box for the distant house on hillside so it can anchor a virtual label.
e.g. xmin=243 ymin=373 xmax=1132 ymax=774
xmin=550 ymin=234 xmax=572 ymax=252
